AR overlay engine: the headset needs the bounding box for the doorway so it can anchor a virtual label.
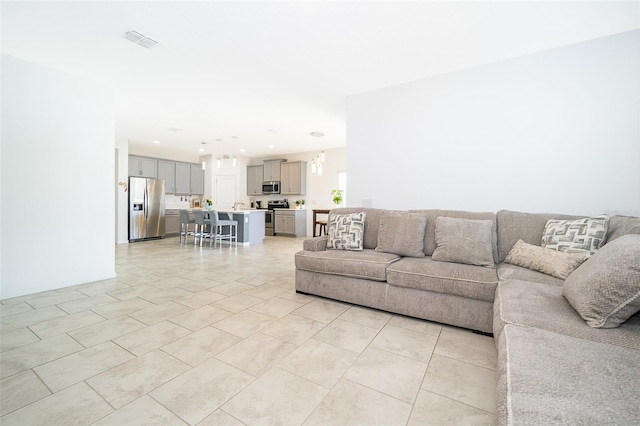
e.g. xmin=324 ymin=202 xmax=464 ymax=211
xmin=215 ymin=175 xmax=236 ymax=211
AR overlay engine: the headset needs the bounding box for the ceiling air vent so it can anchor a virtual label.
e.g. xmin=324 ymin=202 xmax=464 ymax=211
xmin=123 ymin=30 xmax=158 ymax=49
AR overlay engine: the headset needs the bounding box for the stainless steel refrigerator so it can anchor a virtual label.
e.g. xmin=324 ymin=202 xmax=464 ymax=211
xmin=129 ymin=177 xmax=165 ymax=242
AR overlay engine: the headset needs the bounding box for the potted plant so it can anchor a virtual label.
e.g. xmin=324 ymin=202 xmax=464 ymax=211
xmin=295 ymin=199 xmax=306 ymax=209
xmin=331 ymin=189 xmax=343 ymax=206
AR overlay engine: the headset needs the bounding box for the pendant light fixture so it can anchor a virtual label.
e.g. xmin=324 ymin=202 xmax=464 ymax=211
xmin=310 ymin=132 xmax=326 ymax=176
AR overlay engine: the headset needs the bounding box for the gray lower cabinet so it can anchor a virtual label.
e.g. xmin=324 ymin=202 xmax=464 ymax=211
xmin=165 ymin=209 xmax=180 ymax=235
xmin=274 ymin=210 xmax=307 ymax=237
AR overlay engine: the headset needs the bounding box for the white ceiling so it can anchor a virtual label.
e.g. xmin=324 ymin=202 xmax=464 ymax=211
xmin=2 ymin=1 xmax=638 ymax=158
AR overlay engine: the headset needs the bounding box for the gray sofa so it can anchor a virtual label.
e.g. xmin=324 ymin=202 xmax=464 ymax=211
xmin=295 ymin=207 xmax=640 ymax=425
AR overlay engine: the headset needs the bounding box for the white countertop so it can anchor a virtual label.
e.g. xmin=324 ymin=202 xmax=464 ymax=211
xmin=219 ymin=209 xmax=265 ymax=215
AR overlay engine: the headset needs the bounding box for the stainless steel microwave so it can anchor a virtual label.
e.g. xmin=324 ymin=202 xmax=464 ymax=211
xmin=262 ymin=181 xmax=280 ymax=194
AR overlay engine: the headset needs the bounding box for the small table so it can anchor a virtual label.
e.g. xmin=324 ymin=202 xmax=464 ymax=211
xmin=312 ymin=209 xmax=331 ymax=237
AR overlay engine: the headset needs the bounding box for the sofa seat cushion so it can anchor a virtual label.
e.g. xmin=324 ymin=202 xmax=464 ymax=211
xmin=295 ymin=249 xmax=400 ymax=282
xmin=493 ymin=279 xmax=640 ymax=349
xmin=497 ymin=263 xmax=564 ymax=287
xmin=387 ymin=257 xmax=499 ymax=302
xmin=497 ymin=325 xmax=640 ymax=425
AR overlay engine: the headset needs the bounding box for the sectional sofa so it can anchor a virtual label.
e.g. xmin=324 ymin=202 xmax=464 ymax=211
xmin=295 ymin=207 xmax=640 ymax=425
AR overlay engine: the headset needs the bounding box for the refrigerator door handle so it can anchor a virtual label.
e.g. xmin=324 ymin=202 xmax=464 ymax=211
xmin=144 ymin=186 xmax=148 ymax=220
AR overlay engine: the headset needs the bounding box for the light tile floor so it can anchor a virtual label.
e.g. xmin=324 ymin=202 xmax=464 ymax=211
xmin=0 ymin=236 xmax=497 ymax=425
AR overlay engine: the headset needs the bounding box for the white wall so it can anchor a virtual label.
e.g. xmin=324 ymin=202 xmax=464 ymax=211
xmin=129 ymin=143 xmax=200 ymax=164
xmin=1 ymin=54 xmax=116 ymax=299
xmin=115 ymin=138 xmax=129 ymax=244
xmin=347 ymin=30 xmax=640 ymax=217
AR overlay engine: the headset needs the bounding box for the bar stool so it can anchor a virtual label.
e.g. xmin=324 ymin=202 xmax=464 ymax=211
xmin=178 ymin=209 xmax=195 ymax=244
xmin=313 ymin=209 xmax=331 ymax=237
xmin=317 ymin=220 xmax=327 ymax=236
xmin=192 ymin=209 xmax=213 ymax=247
xmin=210 ymin=210 xmax=238 ymax=247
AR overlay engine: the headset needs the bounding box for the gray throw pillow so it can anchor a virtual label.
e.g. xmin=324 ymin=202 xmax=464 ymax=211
xmin=563 ymin=234 xmax=640 ymax=328
xmin=432 ymin=217 xmax=494 ymax=267
xmin=505 ymin=239 xmax=587 ymax=279
xmin=542 ymin=215 xmax=610 ymax=257
xmin=375 ymin=211 xmax=427 ymax=258
xmin=326 ymin=212 xmax=366 ymax=251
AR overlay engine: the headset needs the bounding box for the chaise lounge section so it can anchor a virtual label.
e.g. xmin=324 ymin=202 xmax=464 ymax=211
xmin=295 ymin=207 xmax=640 ymax=425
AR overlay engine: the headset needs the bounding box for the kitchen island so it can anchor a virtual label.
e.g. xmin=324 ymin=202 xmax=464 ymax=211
xmin=218 ymin=209 xmax=265 ymax=245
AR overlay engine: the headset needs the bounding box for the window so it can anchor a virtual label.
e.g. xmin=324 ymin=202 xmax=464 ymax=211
xmin=338 ymin=171 xmax=347 ymax=207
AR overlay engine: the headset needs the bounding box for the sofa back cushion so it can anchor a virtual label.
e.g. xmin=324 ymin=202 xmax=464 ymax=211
xmin=607 ymin=215 xmax=640 ymax=243
xmin=410 ymin=209 xmax=498 ymax=263
xmin=432 ymin=217 xmax=495 ymax=267
xmin=329 ymin=208 xmax=384 ymax=250
xmin=375 ymin=210 xmax=428 ymax=258
xmin=496 ymin=210 xmax=583 ymax=263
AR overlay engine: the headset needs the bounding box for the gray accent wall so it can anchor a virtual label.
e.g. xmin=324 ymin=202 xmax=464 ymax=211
xmin=346 ymin=29 xmax=640 ymax=217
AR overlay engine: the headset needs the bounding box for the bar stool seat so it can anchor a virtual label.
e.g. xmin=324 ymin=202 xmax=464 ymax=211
xmin=178 ymin=209 xmax=195 ymax=244
xmin=210 ymin=210 xmax=238 ymax=247
xmin=193 ymin=209 xmax=213 ymax=246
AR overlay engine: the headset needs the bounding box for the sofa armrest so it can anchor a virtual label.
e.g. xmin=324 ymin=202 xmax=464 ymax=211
xmin=303 ymin=236 xmax=328 ymax=251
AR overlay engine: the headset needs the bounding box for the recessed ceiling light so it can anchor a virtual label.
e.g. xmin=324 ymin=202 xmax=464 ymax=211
xmin=310 ymin=132 xmax=325 ymax=137
xmin=269 ymin=145 xmax=275 ymax=149
xmin=198 ymin=148 xmax=204 ymax=152
xmin=231 ymin=136 xmax=238 ymax=139
xmin=239 ymin=148 xmax=246 ymax=152
xmin=200 ymin=141 xmax=207 ymax=145
xmin=152 ymin=140 xmax=160 ymax=144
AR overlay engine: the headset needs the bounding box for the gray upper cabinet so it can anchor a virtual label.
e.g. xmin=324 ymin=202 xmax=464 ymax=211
xmin=157 ymin=160 xmax=176 ymax=193
xmin=190 ymin=164 xmax=204 ymax=195
xmin=175 ymin=162 xmax=191 ymax=194
xmin=263 ymin=160 xmax=281 ymax=181
xmin=281 ymin=161 xmax=307 ymax=195
xmin=128 ymin=156 xmax=157 ymax=178
xmin=130 ymin=156 xmax=203 ymax=195
xmin=247 ymin=165 xmax=264 ymax=195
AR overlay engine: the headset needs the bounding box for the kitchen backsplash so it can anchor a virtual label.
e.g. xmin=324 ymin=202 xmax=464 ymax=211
xmin=165 ymin=194 xmax=201 ymax=209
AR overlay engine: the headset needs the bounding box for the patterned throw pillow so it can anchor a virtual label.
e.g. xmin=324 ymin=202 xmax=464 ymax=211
xmin=327 ymin=212 xmax=366 ymax=251
xmin=505 ymin=239 xmax=587 ymax=279
xmin=541 ymin=215 xmax=610 ymax=257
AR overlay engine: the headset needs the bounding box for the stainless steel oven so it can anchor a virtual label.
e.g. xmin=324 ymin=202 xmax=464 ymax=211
xmin=264 ymin=210 xmax=274 ymax=236
xmin=265 ymin=200 xmax=289 ymax=236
